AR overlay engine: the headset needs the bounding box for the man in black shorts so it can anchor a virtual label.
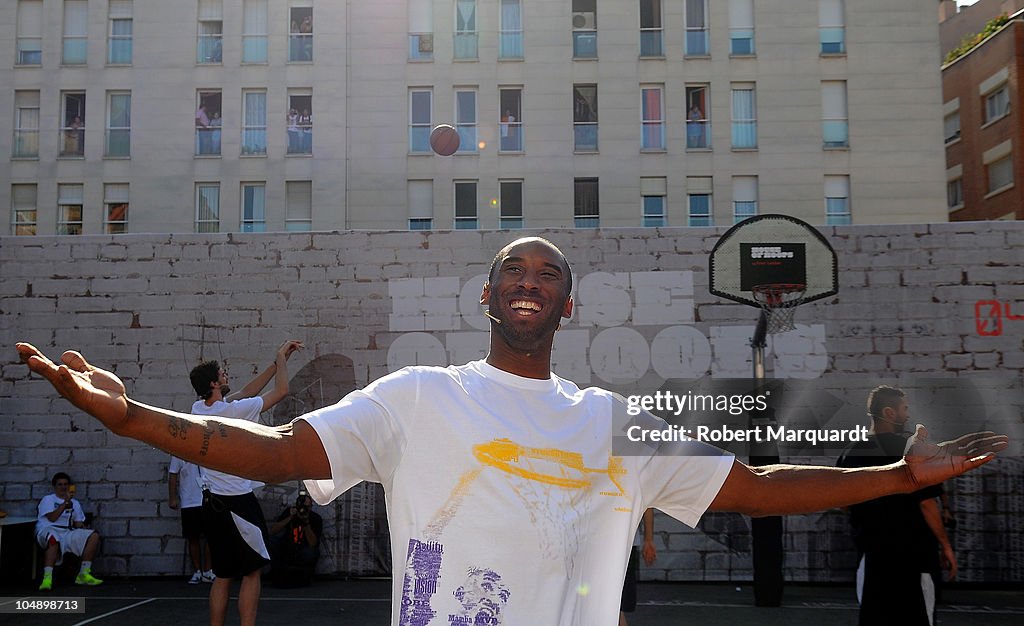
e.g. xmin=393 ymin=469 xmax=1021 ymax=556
xmin=189 ymin=340 xmax=302 ymax=626
xmin=837 ymin=386 xmax=957 ymax=626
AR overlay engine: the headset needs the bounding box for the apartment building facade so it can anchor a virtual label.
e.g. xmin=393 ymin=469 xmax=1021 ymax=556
xmin=2 ymin=0 xmax=947 ymax=235
xmin=942 ymin=11 xmax=1023 ymax=221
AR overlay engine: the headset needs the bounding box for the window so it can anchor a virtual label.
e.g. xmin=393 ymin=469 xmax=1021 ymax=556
xmin=13 ymin=91 xmax=40 ymax=159
xmin=408 ymin=180 xmax=433 ymax=230
xmin=197 ymin=0 xmax=223 ymax=63
xmin=819 ymin=0 xmax=845 ymax=54
xmin=17 ymin=1 xmax=43 ymax=65
xmin=944 ymin=110 xmax=960 ymax=144
xmin=500 ymin=0 xmax=523 ymax=59
xmin=825 ymin=175 xmax=851 ymax=225
xmin=574 ymin=178 xmax=599 ymax=228
xmin=574 ymin=85 xmax=598 ymax=151
xmin=243 ymin=0 xmax=268 ymax=63
xmin=732 ymin=176 xmax=758 ymax=222
xmin=196 ymin=184 xmax=220 ymax=232
xmin=731 ymin=84 xmax=757 ymax=149
xmin=241 ymin=183 xmax=266 ymax=232
xmin=287 ymin=91 xmax=313 ymax=155
xmin=408 ymin=0 xmax=433 ymax=60
xmin=641 ymin=86 xmax=665 ymax=150
xmin=686 ymin=85 xmax=709 ymax=149
xmin=104 ymin=183 xmax=129 ymax=234
xmin=687 ymin=177 xmax=713 ymax=226
xmin=987 ymin=155 xmax=1013 ymax=194
xmin=729 ymin=0 xmax=754 ymax=55
xmin=455 ymin=89 xmax=477 ymax=153
xmin=947 ymin=178 xmax=963 ymax=211
xmin=454 ymin=0 xmax=478 ymax=59
xmin=289 ymin=3 xmax=313 ymax=62
xmin=500 ymin=180 xmax=523 ymax=229
xmin=107 ymin=1 xmax=133 ymax=64
xmin=195 ymin=91 xmax=222 ymax=156
xmin=409 ymin=89 xmax=432 ymax=153
xmin=685 ymin=0 xmax=708 ymax=56
xmin=640 ymin=0 xmax=663 ymax=57
xmin=12 ymin=184 xmax=37 ymax=235
xmin=242 ymin=91 xmax=267 ymax=155
xmin=286 ymin=181 xmax=312 ymax=231
xmin=822 ymin=81 xmax=848 ymax=148
xmin=60 ymin=92 xmax=86 ymax=158
xmin=105 ymin=92 xmax=131 ymax=157
xmin=984 ymin=85 xmax=1010 ymax=124
xmin=63 ymin=0 xmax=88 ymax=65
xmin=454 ymin=181 xmax=478 ymax=229
xmin=572 ymin=0 xmax=597 ymax=59
xmin=641 ymin=177 xmax=666 ymax=227
xmin=499 ymin=88 xmax=523 ymax=152
xmin=57 ymin=184 xmax=84 ymax=235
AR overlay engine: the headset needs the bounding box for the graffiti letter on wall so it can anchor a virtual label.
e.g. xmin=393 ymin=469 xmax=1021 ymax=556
xmin=975 ymin=300 xmax=1002 ymax=337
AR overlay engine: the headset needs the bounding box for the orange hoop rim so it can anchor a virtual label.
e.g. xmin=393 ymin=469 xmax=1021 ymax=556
xmin=752 ymin=283 xmax=807 ymax=308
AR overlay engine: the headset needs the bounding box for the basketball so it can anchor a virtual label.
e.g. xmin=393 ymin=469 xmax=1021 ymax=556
xmin=430 ymin=124 xmax=460 ymax=156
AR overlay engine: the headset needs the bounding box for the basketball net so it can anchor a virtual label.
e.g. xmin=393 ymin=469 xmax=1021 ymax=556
xmin=752 ymin=284 xmax=806 ymax=335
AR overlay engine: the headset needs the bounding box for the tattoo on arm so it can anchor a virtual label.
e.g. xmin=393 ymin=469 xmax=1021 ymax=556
xmin=200 ymin=425 xmax=213 ymax=457
xmin=168 ymin=416 xmax=193 ymax=440
xmin=198 ymin=423 xmax=229 ymax=458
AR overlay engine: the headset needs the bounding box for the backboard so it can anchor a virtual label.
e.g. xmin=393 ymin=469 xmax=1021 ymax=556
xmin=709 ymin=214 xmax=838 ymax=308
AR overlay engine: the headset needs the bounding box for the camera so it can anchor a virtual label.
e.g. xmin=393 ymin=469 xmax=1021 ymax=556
xmin=295 ymin=490 xmax=309 ymax=516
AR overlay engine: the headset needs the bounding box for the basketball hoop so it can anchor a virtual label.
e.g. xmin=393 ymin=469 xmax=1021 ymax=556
xmin=752 ymin=283 xmax=806 ymax=335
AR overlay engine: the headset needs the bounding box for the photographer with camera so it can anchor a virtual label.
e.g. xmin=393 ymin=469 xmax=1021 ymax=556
xmin=268 ymin=490 xmax=321 ymax=588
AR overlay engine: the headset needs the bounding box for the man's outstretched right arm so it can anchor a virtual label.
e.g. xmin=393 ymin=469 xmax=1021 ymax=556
xmin=16 ymin=343 xmax=330 ymax=484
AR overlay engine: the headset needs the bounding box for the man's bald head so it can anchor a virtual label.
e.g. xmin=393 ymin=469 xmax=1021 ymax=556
xmin=487 ymin=237 xmax=573 ymax=294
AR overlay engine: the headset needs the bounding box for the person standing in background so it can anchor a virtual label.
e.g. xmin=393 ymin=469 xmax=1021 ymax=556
xmin=169 ymin=456 xmax=215 ymax=584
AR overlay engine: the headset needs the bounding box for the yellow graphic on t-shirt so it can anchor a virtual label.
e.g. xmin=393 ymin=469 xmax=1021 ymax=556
xmin=472 ymin=438 xmax=627 ymax=499
xmin=423 ymin=439 xmax=631 ymax=576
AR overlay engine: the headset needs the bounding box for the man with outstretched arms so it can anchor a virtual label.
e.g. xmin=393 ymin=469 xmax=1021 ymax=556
xmin=17 ymin=237 xmax=1007 ymax=626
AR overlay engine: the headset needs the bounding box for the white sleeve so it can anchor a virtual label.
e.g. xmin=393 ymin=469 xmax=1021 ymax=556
xmin=612 ymin=394 xmax=735 ymax=528
xmin=72 ymin=499 xmax=86 ymax=523
xmin=169 ymin=456 xmax=183 ymax=474
xmin=298 ymin=390 xmax=405 ymax=506
xmin=37 ymin=495 xmax=53 ymax=520
xmin=641 ymin=452 xmax=734 ymax=528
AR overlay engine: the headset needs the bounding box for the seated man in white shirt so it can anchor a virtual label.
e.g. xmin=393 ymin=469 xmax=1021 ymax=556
xmin=35 ymin=471 xmax=102 ymax=591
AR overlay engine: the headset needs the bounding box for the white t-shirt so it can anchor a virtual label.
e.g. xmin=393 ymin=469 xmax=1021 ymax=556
xmin=169 ymin=456 xmax=205 ymax=508
xmin=36 ymin=493 xmax=84 ymax=536
xmin=192 ymin=396 xmax=264 ymax=496
xmin=302 ymin=360 xmax=734 ymax=626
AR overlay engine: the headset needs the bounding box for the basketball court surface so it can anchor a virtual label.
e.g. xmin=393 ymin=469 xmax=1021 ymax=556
xmin=0 ymin=578 xmax=1021 ymax=625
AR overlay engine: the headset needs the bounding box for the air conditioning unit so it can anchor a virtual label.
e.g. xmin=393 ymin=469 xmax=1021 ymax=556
xmin=572 ymin=12 xmax=596 ymax=30
xmin=418 ymin=34 xmax=433 ymax=53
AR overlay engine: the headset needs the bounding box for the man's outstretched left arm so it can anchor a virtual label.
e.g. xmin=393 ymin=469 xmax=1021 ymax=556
xmin=709 ymin=425 xmax=1007 ymax=517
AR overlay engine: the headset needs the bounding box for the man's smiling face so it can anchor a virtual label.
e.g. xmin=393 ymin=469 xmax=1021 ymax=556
xmin=483 ymin=239 xmax=573 ymax=352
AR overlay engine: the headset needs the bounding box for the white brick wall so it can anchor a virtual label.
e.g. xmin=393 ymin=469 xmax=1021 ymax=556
xmin=1 ymin=222 xmax=1022 ymax=581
